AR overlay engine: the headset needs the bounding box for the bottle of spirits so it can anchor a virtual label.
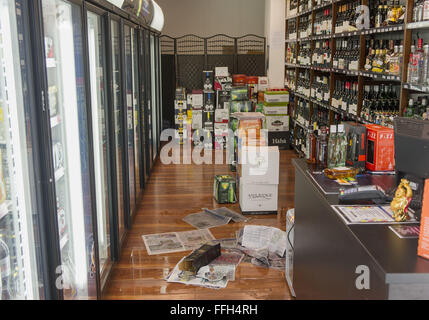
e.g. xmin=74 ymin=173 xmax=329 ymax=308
xmin=306 ymin=124 xmax=317 ymax=164
xmin=423 ymin=44 xmax=429 ymax=85
xmin=328 ymin=125 xmax=338 ymax=168
xmin=408 ymin=45 xmax=418 ymax=83
xmin=336 ymin=124 xmax=347 ymax=167
xmin=410 ymin=39 xmax=425 ymax=84
xmin=316 ymin=126 xmax=329 ymax=168
xmin=424 ymin=0 xmax=429 ymax=20
xmin=406 ymin=98 xmax=415 ymax=117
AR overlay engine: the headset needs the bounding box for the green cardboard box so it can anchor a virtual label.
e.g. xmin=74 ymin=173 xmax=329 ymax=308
xmin=213 ymin=175 xmax=237 ymax=204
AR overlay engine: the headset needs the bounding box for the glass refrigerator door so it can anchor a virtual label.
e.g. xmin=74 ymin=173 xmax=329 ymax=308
xmin=157 ymin=37 xmax=163 ymax=140
xmin=41 ymin=0 xmax=96 ymax=299
xmin=111 ymin=19 xmax=125 ymax=242
xmin=150 ymin=35 xmax=158 ymax=160
xmin=138 ymin=31 xmax=147 ymax=185
xmin=132 ymin=29 xmax=141 ymax=195
xmin=145 ymin=31 xmax=152 ymax=167
xmin=124 ymin=25 xmax=136 ymax=218
xmin=0 ymin=0 xmax=43 ymax=300
xmin=86 ymin=10 xmax=111 ymax=288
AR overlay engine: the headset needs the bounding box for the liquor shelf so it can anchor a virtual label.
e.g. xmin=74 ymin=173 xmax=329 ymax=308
xmin=407 ymin=21 xmax=429 ymax=30
xmin=284 ymin=0 xmax=426 ymax=156
xmin=403 ymin=83 xmax=429 ymax=93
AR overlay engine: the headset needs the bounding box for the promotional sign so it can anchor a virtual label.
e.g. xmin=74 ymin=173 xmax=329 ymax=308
xmin=418 ymin=179 xmax=429 ymax=260
xmin=106 ymin=0 xmax=154 ymax=24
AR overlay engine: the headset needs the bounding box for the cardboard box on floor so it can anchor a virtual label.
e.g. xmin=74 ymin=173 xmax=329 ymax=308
xmin=239 ymin=178 xmax=278 ymax=213
xmin=237 ymin=146 xmax=280 ymax=185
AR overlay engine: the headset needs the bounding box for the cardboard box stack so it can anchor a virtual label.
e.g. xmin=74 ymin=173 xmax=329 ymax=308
xmin=233 ymin=113 xmax=279 ymax=214
xmin=175 ymin=88 xmax=188 ymax=145
xmin=263 ymin=89 xmax=291 ymax=150
xmin=190 ymin=89 xmax=204 ymax=147
xmin=202 ymin=71 xmax=215 ymax=149
xmin=214 ymin=67 xmax=232 ymax=150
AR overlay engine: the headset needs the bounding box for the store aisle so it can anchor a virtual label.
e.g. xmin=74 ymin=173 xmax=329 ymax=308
xmin=103 ymin=150 xmax=296 ymax=300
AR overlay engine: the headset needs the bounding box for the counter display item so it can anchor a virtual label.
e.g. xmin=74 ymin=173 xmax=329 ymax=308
xmin=390 ymin=225 xmax=420 ymax=239
xmin=365 ymin=124 xmax=395 ymax=172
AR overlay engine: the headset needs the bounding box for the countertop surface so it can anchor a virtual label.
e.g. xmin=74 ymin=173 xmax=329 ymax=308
xmin=293 ymin=158 xmax=429 ymax=283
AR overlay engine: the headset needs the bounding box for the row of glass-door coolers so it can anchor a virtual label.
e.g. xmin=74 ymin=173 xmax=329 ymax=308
xmin=0 ymin=0 xmax=162 ymax=299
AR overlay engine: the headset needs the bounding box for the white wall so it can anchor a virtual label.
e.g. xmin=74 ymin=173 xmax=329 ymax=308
xmin=156 ymin=0 xmax=266 ymax=38
xmin=265 ymin=0 xmax=285 ymax=88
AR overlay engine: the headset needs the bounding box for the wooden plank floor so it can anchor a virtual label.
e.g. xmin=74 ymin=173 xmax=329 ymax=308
xmin=103 ymin=150 xmax=297 ymax=300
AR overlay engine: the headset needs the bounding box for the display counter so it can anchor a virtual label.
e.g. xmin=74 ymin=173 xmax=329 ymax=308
xmin=292 ymin=158 xmax=429 ymax=300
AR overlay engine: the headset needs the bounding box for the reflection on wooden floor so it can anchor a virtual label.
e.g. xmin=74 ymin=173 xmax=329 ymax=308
xmin=103 ymin=150 xmax=297 ymax=300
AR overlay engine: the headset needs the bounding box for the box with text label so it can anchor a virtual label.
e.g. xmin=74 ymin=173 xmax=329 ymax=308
xmin=239 ymin=179 xmax=278 ymax=214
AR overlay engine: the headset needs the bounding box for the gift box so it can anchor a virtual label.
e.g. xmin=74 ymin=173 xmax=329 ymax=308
xmin=365 ymin=124 xmax=395 ymax=172
xmin=213 ymin=175 xmax=237 ymax=204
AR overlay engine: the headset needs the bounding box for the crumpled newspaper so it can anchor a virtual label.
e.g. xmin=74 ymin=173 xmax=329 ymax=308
xmin=234 ymin=227 xmax=286 ymax=270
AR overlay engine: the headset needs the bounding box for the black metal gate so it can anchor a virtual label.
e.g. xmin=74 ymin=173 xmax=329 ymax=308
xmin=160 ymin=34 xmax=266 ymax=90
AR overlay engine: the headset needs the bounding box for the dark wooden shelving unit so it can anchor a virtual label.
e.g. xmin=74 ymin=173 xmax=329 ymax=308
xmin=285 ymin=0 xmax=424 ymax=153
